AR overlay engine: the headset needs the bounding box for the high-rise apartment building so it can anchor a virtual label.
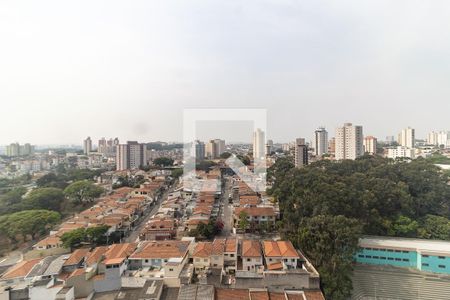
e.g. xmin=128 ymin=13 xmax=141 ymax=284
xmin=398 ymin=127 xmax=415 ymax=149
xmin=314 ymin=127 xmax=328 ymax=157
xmin=194 ymin=140 xmax=205 ymax=161
xmin=253 ymin=128 xmax=266 ymax=161
xmin=364 ymin=136 xmax=378 ymax=155
xmin=294 ymin=138 xmax=308 ymax=168
xmin=387 ymin=146 xmax=415 ymax=159
xmin=266 ymin=139 xmax=274 ymax=155
xmin=98 ymin=138 xmax=107 ymax=154
xmin=6 ymin=143 xmax=35 ymax=157
xmin=6 ymin=143 xmax=20 ymax=157
xmin=427 ymin=131 xmax=449 ymax=148
xmin=83 ymin=137 xmax=92 ymax=155
xmin=328 ymin=138 xmax=336 ymax=155
xmin=206 ymin=139 xmax=226 ymax=159
xmin=116 ymin=141 xmax=147 ymax=170
xmin=335 ymin=123 xmax=364 ymax=160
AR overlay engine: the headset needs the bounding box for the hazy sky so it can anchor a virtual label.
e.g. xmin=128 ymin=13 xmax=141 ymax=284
xmin=1 ymin=0 xmax=450 ymax=145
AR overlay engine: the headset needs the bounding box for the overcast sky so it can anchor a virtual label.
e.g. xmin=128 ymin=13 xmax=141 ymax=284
xmin=1 ymin=0 xmax=450 ymax=145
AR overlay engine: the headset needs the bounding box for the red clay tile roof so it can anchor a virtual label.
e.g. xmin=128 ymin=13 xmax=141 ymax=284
xmin=250 ymin=290 xmax=270 ymax=300
xmin=34 ymin=235 xmax=62 ymax=248
xmin=193 ymin=242 xmax=213 ymax=258
xmin=304 ymin=291 xmax=325 ymax=300
xmin=216 ymin=288 xmax=250 ymax=300
xmin=67 ymin=268 xmax=85 ymax=279
xmin=235 ymin=207 xmax=275 ymax=217
xmin=225 ymin=238 xmax=237 ymax=252
xmin=104 ymin=243 xmax=137 ymax=261
xmin=268 ymin=292 xmax=287 ymax=300
xmin=129 ymin=241 xmax=189 ymax=259
xmin=212 ymin=239 xmax=225 ymax=255
xmin=1 ymin=259 xmax=41 ymax=279
xmin=242 ymin=240 xmax=262 ymax=257
xmin=85 ymin=246 xmax=108 ymax=266
xmin=262 ymin=241 xmax=299 ymax=258
xmin=267 ymin=262 xmax=283 ymax=271
xmin=63 ymin=248 xmax=90 ymax=266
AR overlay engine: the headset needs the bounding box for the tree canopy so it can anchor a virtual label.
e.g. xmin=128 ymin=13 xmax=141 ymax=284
xmin=64 ymin=180 xmax=104 ymax=204
xmin=60 ymin=225 xmax=110 ymax=249
xmin=23 ymin=187 xmax=65 ymax=211
xmin=153 ymin=157 xmax=174 ymax=167
xmin=268 ymin=156 xmax=450 ymax=300
xmin=0 ymin=210 xmax=60 ymax=241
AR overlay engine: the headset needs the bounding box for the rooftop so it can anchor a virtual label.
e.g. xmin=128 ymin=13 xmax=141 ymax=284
xmin=262 ymin=241 xmax=299 ymax=258
xmin=129 ymin=241 xmax=189 ymax=259
xmin=360 ymin=236 xmax=450 ymax=255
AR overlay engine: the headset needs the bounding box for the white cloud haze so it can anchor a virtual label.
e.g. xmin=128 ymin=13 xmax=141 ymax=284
xmin=1 ymin=0 xmax=450 ymax=145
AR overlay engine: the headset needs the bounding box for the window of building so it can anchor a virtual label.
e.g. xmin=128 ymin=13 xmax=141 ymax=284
xmin=395 ymin=250 xmax=401 ymax=253
xmin=438 ymin=256 xmax=445 ymax=259
xmin=380 ymin=257 xmax=386 ymax=260
xmin=195 ymin=258 xmax=200 ymax=262
xmin=402 ymin=259 xmax=409 ymax=262
xmin=203 ymin=259 xmax=208 ymax=262
xmin=169 ymin=268 xmax=174 ymax=271
xmin=230 ymin=254 xmax=235 ymax=257
xmin=422 ymin=255 xmax=429 ymax=258
xmin=373 ymin=256 xmax=379 ymax=259
xmin=439 ymin=265 xmax=446 ymax=269
xmin=247 ymin=258 xmax=251 ymax=262
xmin=402 ymin=251 xmax=409 ymax=253
xmin=366 ymin=255 xmax=372 ymax=258
xmin=388 ymin=258 xmax=394 ymax=261
xmin=387 ymin=249 xmax=394 ymax=252
xmin=422 ymin=263 xmax=429 ymax=267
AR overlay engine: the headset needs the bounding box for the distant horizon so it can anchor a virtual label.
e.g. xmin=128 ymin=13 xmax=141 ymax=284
xmin=1 ymin=1 xmax=450 ymax=145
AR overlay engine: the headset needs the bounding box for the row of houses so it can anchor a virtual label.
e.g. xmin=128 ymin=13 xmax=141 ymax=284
xmin=30 ymin=172 xmax=168 ymax=258
xmin=231 ymin=179 xmax=279 ymax=232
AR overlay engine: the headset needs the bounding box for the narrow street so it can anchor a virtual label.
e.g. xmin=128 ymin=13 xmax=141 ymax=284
xmin=218 ymin=177 xmax=233 ymax=237
xmin=123 ymin=182 xmax=177 ymax=243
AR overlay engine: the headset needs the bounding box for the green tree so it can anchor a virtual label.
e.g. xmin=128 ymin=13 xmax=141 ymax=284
xmin=238 ymin=211 xmax=249 ymax=231
xmin=0 ymin=210 xmax=60 ymax=241
xmin=0 ymin=187 xmax=27 ymax=214
xmin=153 ymin=157 xmax=174 ymax=167
xmin=60 ymin=225 xmax=110 ymax=250
xmin=388 ymin=215 xmax=419 ymax=237
xmin=220 ymin=152 xmax=232 ymax=159
xmin=60 ymin=228 xmax=86 ymax=249
xmin=36 ymin=173 xmax=68 ymax=189
xmin=293 ymin=215 xmax=362 ymax=300
xmin=23 ymin=187 xmax=65 ymax=211
xmin=418 ymin=215 xmax=450 ymax=240
xmin=171 ymin=168 xmax=183 ymax=179
xmin=64 ymin=180 xmax=104 ymax=204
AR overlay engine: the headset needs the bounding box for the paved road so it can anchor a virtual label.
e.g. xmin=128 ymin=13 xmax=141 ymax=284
xmin=218 ymin=177 xmax=233 ymax=237
xmin=123 ymin=182 xmax=176 ymax=243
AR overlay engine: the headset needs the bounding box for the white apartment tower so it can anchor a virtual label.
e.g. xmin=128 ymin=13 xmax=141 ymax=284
xmin=335 ymin=123 xmax=364 ymax=160
xmin=364 ymin=136 xmax=377 ymax=155
xmin=314 ymin=127 xmax=328 ymax=157
xmin=427 ymin=131 xmax=449 ymax=148
xmin=83 ymin=137 xmax=92 ymax=155
xmin=294 ymin=138 xmax=308 ymax=168
xmin=398 ymin=127 xmax=415 ymax=148
xmin=116 ymin=141 xmax=147 ymax=170
xmin=253 ymin=128 xmax=266 ymax=161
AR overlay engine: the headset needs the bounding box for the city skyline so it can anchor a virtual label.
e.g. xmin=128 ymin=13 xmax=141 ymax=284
xmin=1 ymin=1 xmax=450 ymax=144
